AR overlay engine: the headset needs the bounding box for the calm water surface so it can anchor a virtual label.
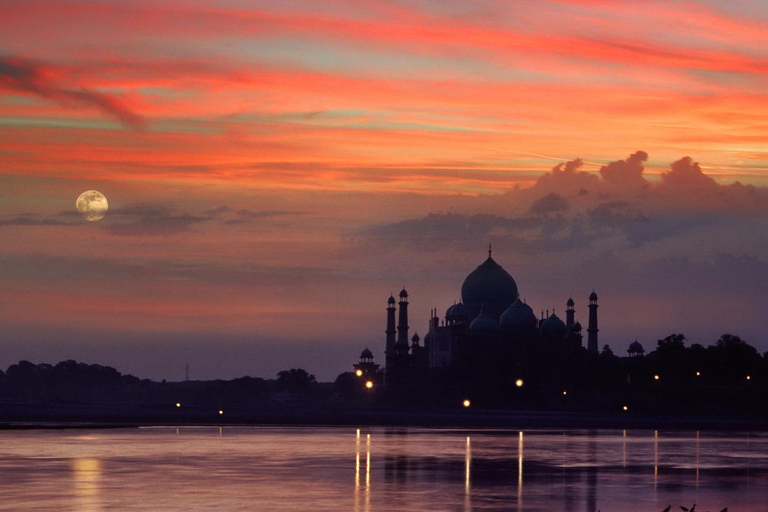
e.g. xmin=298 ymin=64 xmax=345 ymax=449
xmin=0 ymin=427 xmax=766 ymax=511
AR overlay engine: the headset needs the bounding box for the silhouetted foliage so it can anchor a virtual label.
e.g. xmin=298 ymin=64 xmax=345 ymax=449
xmin=275 ymin=368 xmax=317 ymax=393
xmin=334 ymin=372 xmax=358 ymax=397
xmin=707 ymin=334 xmax=761 ymax=384
xmin=657 ymin=333 xmax=686 ymax=354
xmin=2 ymin=334 xmax=767 ymax=418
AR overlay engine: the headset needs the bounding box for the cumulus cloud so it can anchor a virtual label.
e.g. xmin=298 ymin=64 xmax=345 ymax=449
xmin=0 ymin=55 xmax=144 ymax=129
xmin=357 ymin=152 xmax=768 ymax=262
xmin=532 ymin=158 xmax=599 ymax=195
xmin=530 ymin=192 xmax=568 ymax=215
xmin=514 ymin=151 xmax=768 ymax=216
xmin=359 ymin=208 xmax=668 ymax=257
xmin=599 ymin=151 xmax=649 ymax=188
xmin=660 ymin=156 xmax=719 ymax=192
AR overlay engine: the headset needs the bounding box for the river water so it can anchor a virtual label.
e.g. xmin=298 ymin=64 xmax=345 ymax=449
xmin=0 ymin=427 xmax=765 ymax=511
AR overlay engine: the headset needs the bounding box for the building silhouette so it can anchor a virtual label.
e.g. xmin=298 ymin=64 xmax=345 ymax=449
xmin=367 ymin=248 xmax=600 ymax=380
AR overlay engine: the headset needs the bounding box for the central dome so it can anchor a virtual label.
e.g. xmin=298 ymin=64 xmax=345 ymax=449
xmin=461 ymin=254 xmax=518 ymax=321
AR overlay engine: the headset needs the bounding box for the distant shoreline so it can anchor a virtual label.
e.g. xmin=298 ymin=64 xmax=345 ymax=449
xmin=1 ymin=401 xmax=765 ymax=431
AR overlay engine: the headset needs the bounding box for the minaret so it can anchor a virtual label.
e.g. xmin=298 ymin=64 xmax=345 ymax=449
xmin=385 ymin=295 xmax=396 ymax=369
xmin=587 ymin=290 xmax=599 ymax=354
xmin=566 ymin=296 xmax=575 ymax=328
xmin=397 ymin=288 xmax=409 ymax=348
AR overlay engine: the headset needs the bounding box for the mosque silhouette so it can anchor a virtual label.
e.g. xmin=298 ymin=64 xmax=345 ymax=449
xmin=355 ymin=246 xmax=600 ymax=383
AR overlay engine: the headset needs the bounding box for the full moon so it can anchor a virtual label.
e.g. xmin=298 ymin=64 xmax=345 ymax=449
xmin=76 ymin=190 xmax=109 ymax=221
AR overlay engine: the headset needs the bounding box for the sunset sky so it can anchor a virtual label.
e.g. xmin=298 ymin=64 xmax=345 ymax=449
xmin=1 ymin=0 xmax=767 ymax=381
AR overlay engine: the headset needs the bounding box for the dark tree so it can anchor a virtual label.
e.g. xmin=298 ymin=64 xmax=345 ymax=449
xmin=333 ymin=372 xmax=358 ymax=397
xmin=707 ymin=334 xmax=761 ymax=384
xmin=275 ymin=368 xmax=317 ymax=392
xmin=656 ymin=334 xmax=686 ymax=356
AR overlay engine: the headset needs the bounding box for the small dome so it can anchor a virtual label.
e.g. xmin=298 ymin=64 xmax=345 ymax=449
xmin=411 ymin=333 xmax=420 ymax=342
xmin=589 ymin=290 xmax=598 ymax=301
xmin=571 ymin=321 xmax=582 ymax=331
xmin=388 ymin=295 xmax=396 ymax=304
xmin=445 ymin=303 xmax=457 ymax=318
xmin=450 ymin=301 xmax=469 ymax=318
xmin=566 ymin=297 xmax=574 ymax=306
xmin=399 ymin=288 xmax=408 ymax=298
xmin=470 ymin=311 xmax=497 ymax=332
xmin=361 ymin=348 xmax=373 ymax=359
xmin=500 ymin=298 xmax=537 ymax=328
xmin=628 ymin=340 xmax=644 ymax=352
xmin=541 ymin=313 xmax=567 ymax=336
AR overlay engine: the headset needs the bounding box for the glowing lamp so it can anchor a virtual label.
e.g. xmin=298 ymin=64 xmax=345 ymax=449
xmin=562 ymin=391 xmax=567 ymax=396
xmin=176 ymin=403 xmax=181 ymax=408
xmin=654 ymin=375 xmax=659 ymax=380
xmin=515 ymin=379 xmax=524 ymax=388
xmin=463 ymin=399 xmax=471 ymax=408
xmin=696 ymin=371 xmax=701 ymax=376
xmin=746 ymin=375 xmax=751 ymax=381
xmin=365 ymin=381 xmax=374 ymax=389
xmin=356 ymin=369 xmax=363 ymax=377
xmin=622 ymin=405 xmax=628 ymax=411
xmin=219 ymin=410 xmax=223 ymax=415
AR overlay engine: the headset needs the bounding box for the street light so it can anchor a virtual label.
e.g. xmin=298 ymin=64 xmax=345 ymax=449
xmin=356 ymin=369 xmax=363 ymax=377
xmin=365 ymin=380 xmax=374 ymax=389
xmin=219 ymin=410 xmax=223 ymax=415
xmin=654 ymin=375 xmax=660 ymax=381
xmin=515 ymin=379 xmax=524 ymax=388
xmin=622 ymin=405 xmax=628 ymax=411
xmin=176 ymin=403 xmax=181 ymax=408
xmin=463 ymin=399 xmax=471 ymax=408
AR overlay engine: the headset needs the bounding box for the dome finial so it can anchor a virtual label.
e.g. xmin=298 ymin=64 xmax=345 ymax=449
xmin=488 ymin=243 xmax=492 ymax=258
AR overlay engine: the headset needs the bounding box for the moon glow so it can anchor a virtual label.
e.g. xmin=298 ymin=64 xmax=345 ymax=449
xmin=76 ymin=190 xmax=109 ymax=221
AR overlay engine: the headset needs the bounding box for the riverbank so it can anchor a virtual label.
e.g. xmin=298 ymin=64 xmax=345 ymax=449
xmin=1 ymin=400 xmax=765 ymax=431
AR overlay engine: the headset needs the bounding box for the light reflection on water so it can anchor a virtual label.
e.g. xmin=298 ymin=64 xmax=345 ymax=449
xmin=0 ymin=427 xmax=766 ymax=511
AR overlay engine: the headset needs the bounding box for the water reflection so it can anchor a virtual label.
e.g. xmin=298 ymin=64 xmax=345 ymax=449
xmin=365 ymin=433 xmax=371 ymax=511
xmin=696 ymin=431 xmax=700 ymax=488
xmin=654 ymin=429 xmax=659 ymax=490
xmin=517 ymin=431 xmax=523 ymax=512
xmin=465 ymin=436 xmax=471 ymax=492
xmin=465 ymin=436 xmax=471 ymax=511
xmin=622 ymin=430 xmax=627 ymax=468
xmin=0 ymin=427 xmax=766 ymax=511
xmin=72 ymin=458 xmax=101 ymax=512
xmin=586 ymin=431 xmax=597 ymax=512
xmin=354 ymin=430 xmax=371 ymax=512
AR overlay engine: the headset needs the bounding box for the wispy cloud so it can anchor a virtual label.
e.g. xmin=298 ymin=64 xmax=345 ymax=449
xmin=0 ymin=55 xmax=144 ymax=129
